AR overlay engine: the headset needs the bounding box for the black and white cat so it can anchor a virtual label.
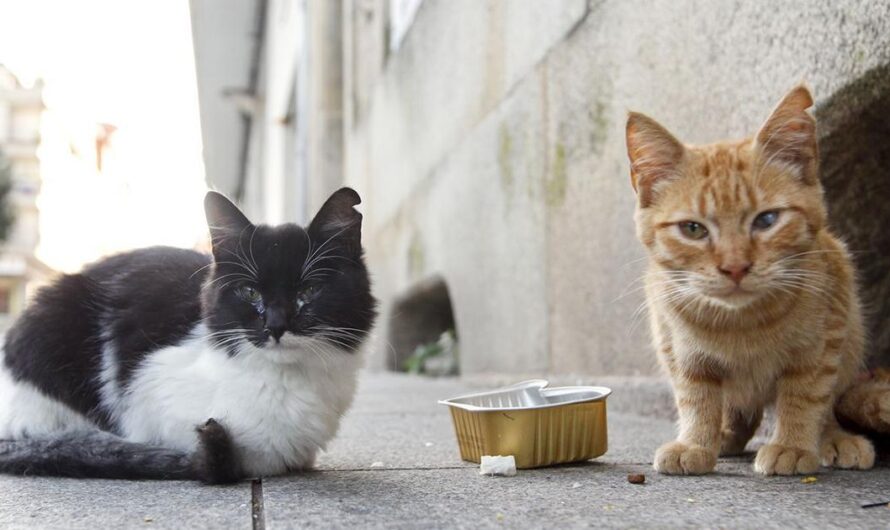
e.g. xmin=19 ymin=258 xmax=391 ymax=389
xmin=0 ymin=188 xmax=376 ymax=483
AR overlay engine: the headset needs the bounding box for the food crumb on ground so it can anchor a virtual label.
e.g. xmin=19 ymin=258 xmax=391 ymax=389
xmin=479 ymin=455 xmax=517 ymax=477
xmin=627 ymin=473 xmax=645 ymax=484
xmin=370 ymin=461 xmax=385 ymax=468
xmin=801 ymin=476 xmax=818 ymax=484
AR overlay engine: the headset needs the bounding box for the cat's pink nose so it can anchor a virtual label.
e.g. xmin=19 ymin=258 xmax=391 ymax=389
xmin=719 ymin=262 xmax=751 ymax=284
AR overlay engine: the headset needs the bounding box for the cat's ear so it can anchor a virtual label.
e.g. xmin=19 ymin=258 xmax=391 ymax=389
xmin=754 ymin=85 xmax=818 ymax=184
xmin=308 ymin=187 xmax=363 ymax=253
xmin=626 ymin=112 xmax=686 ymax=207
xmin=204 ymin=191 xmax=252 ymax=256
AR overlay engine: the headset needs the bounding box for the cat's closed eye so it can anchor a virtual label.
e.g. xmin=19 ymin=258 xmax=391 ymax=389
xmin=296 ymin=285 xmax=318 ymax=311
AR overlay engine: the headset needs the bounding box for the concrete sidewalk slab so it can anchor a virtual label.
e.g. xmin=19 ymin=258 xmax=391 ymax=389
xmin=268 ymin=372 xmax=890 ymax=529
xmin=3 ymin=372 xmax=890 ymax=529
xmin=262 ymin=464 xmax=890 ymax=529
xmin=0 ymin=477 xmax=251 ymax=529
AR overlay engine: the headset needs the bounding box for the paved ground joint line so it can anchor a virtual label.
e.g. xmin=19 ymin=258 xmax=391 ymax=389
xmin=251 ymin=478 xmax=266 ymax=530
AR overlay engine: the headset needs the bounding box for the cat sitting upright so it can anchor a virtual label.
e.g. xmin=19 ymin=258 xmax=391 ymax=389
xmin=0 ymin=188 xmax=376 ymax=483
xmin=625 ymin=86 xmax=887 ymax=476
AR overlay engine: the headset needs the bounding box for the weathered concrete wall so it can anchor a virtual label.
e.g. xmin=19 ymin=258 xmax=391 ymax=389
xmin=344 ymin=0 xmax=890 ymax=376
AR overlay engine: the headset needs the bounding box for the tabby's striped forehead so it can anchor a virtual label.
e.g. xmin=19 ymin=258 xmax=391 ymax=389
xmin=685 ymin=142 xmax=761 ymax=218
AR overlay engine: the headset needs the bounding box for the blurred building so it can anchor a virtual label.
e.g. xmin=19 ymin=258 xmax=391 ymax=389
xmin=191 ymin=1 xmax=890 ymax=376
xmin=0 ymin=65 xmax=53 ymax=329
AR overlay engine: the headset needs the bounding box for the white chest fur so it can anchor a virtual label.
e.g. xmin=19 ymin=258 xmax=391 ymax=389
xmin=117 ymin=326 xmax=361 ymax=476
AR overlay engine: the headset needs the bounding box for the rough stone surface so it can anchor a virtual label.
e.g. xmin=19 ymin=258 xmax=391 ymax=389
xmin=346 ymin=0 xmax=588 ymax=232
xmin=0 ymin=477 xmax=250 ymax=529
xmin=265 ymin=372 xmax=890 ymax=529
xmin=345 ymin=0 xmax=890 ymax=375
xmin=5 ymin=372 xmax=890 ymax=528
xmin=263 ymin=464 xmax=890 ymax=529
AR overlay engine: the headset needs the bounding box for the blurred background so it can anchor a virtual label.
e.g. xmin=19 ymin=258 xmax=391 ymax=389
xmin=0 ymin=0 xmax=888 ymax=379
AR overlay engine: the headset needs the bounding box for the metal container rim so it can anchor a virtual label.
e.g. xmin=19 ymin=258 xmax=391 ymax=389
xmin=437 ymin=379 xmax=612 ymax=412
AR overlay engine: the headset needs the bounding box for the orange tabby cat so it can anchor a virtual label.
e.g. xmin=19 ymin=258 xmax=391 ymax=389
xmin=625 ymin=86 xmax=877 ymax=475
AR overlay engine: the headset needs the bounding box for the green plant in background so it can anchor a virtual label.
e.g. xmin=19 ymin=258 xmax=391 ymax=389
xmin=403 ymin=329 xmax=459 ymax=376
xmin=0 ymin=150 xmax=14 ymax=242
xmin=403 ymin=341 xmax=442 ymax=374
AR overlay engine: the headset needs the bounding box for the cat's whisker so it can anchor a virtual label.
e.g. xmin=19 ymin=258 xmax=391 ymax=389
xmin=209 ymin=260 xmax=258 ymax=281
xmin=247 ymin=226 xmax=260 ymax=274
xmin=298 ymin=339 xmax=331 ymax=374
xmin=614 ymin=275 xmax=694 ymax=302
xmin=204 ymin=272 xmax=255 ymax=288
xmin=188 ymin=261 xmax=218 ymax=280
xmin=302 ymin=267 xmax=344 ymax=282
xmin=235 ymin=224 xmax=260 ymax=278
xmin=301 ymin=224 xmax=355 ymax=277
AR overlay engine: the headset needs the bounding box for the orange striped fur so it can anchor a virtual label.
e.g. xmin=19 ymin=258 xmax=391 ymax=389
xmin=626 ymin=86 xmax=874 ymax=475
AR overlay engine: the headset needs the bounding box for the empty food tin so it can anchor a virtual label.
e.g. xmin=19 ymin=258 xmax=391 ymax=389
xmin=439 ymin=380 xmax=611 ymax=468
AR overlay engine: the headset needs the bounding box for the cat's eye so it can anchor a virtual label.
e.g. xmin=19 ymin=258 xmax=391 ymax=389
xmin=678 ymin=221 xmax=709 ymax=240
xmin=237 ymin=286 xmax=263 ymax=304
xmin=752 ymin=210 xmax=780 ymax=231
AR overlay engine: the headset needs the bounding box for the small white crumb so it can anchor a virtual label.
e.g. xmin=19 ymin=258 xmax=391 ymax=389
xmin=571 ymin=482 xmax=582 ymax=489
xmin=479 ymin=455 xmax=517 ymax=477
xmin=370 ymin=461 xmax=385 ymax=468
xmin=424 ymin=442 xmax=434 ymax=447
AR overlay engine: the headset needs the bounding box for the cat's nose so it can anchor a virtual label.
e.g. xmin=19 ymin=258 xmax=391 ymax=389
xmin=267 ymin=326 xmax=286 ymax=342
xmin=718 ymin=262 xmax=752 ymax=284
xmin=264 ymin=308 xmax=287 ymax=342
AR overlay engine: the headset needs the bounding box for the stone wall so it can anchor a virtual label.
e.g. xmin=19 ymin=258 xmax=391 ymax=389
xmin=342 ymin=0 xmax=890 ymax=376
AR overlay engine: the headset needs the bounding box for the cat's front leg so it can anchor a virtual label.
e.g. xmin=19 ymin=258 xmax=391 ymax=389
xmin=655 ymin=352 xmax=723 ymax=475
xmin=754 ymin=362 xmax=835 ymax=476
xmin=192 ymin=418 xmax=243 ymax=484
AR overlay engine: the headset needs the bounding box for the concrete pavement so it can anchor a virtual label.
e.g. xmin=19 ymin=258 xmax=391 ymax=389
xmin=1 ymin=372 xmax=889 ymax=529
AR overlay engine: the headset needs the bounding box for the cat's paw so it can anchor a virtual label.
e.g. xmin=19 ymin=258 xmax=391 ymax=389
xmin=654 ymin=441 xmax=717 ymax=475
xmin=193 ymin=418 xmax=242 ymax=484
xmin=820 ymin=432 xmax=875 ymax=470
xmin=754 ymin=444 xmax=819 ymax=475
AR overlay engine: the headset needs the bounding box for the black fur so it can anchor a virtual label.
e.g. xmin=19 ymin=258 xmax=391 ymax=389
xmin=0 ymin=419 xmax=240 ymax=483
xmin=0 ymin=432 xmax=194 ymax=480
xmin=0 ymin=188 xmax=376 ymax=483
xmin=3 ymin=273 xmax=110 ymax=428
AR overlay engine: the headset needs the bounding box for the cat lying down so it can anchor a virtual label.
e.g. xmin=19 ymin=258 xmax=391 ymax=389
xmin=0 ymin=188 xmax=376 ymax=483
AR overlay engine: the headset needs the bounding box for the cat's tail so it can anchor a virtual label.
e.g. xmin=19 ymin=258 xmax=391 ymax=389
xmin=836 ymin=370 xmax=890 ymax=434
xmin=0 ymin=419 xmax=241 ymax=484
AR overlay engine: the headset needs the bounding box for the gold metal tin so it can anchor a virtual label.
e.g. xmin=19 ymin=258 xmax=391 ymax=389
xmin=439 ymin=380 xmax=611 ymax=469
